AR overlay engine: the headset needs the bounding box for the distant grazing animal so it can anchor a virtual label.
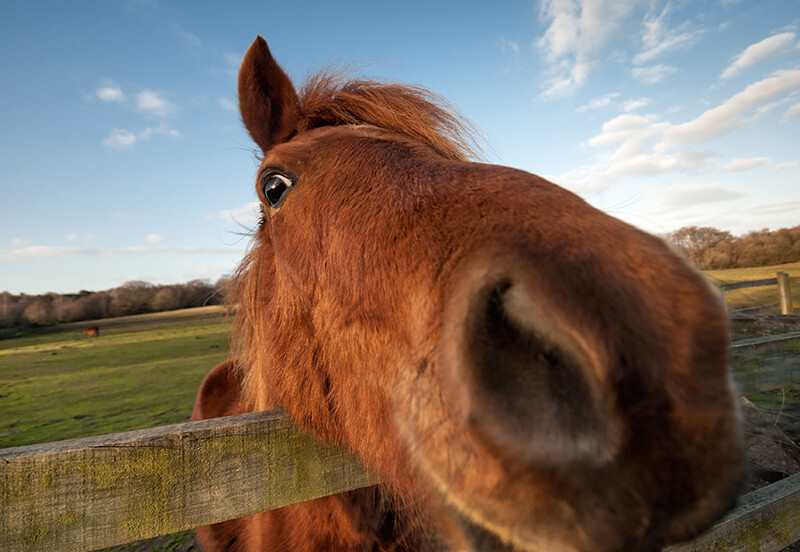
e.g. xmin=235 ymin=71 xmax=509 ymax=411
xmin=191 ymin=37 xmax=744 ymax=552
xmin=83 ymin=326 xmax=99 ymax=338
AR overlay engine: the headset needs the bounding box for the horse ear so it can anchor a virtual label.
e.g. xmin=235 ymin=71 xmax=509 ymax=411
xmin=238 ymin=36 xmax=302 ymax=152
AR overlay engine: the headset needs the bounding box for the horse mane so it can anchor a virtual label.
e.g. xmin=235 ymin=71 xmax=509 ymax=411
xmin=298 ymin=70 xmax=482 ymax=161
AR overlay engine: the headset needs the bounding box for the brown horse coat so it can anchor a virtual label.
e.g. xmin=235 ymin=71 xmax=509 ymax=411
xmin=191 ymin=37 xmax=744 ymax=552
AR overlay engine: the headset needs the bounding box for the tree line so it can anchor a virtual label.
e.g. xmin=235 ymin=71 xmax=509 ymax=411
xmin=0 ymin=277 xmax=232 ymax=329
xmin=666 ymin=224 xmax=800 ymax=270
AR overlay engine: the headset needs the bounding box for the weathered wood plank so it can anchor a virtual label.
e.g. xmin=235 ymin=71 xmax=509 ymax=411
xmin=730 ymin=332 xmax=800 ymax=395
xmin=721 ymin=278 xmax=778 ymax=291
xmin=0 ymin=410 xmax=379 ymax=552
xmin=667 ymin=473 xmax=800 ymax=552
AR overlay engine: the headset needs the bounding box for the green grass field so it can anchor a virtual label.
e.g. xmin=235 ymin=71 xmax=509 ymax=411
xmin=0 ymin=306 xmax=231 ymax=449
xmin=707 ymin=262 xmax=800 ymax=312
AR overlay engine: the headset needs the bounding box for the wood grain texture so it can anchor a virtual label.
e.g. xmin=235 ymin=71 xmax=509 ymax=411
xmin=778 ymin=272 xmax=795 ymax=315
xmin=666 ymin=473 xmax=800 ymax=552
xmin=0 ymin=410 xmax=379 ymax=552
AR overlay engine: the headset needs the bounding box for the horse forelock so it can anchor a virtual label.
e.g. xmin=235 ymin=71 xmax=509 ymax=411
xmin=296 ymin=70 xmax=483 ymax=162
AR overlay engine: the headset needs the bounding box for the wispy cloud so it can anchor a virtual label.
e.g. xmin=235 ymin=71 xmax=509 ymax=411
xmin=96 ymin=85 xmax=127 ymax=103
xmin=656 ymin=182 xmax=747 ymax=211
xmin=721 ymin=32 xmax=797 ymax=79
xmin=205 ymin=202 xmax=260 ymax=226
xmin=783 ymin=103 xmax=800 ymax=121
xmin=577 ymin=92 xmax=619 ymax=112
xmin=219 ymin=97 xmax=237 ymax=112
xmin=0 ymin=246 xmax=237 ymax=261
xmin=136 ymin=90 xmax=176 ymax=117
xmin=101 ymin=125 xmax=180 ymax=150
xmin=749 ymin=200 xmax=800 ymax=215
xmin=661 ymin=69 xmax=800 ymax=148
xmin=145 ymin=234 xmax=166 ymax=244
xmin=171 ymin=24 xmax=201 ymax=52
xmin=102 ymin=128 xmax=137 ymax=150
xmin=623 ymin=97 xmax=651 ymax=112
xmin=724 ymin=157 xmax=770 ymax=171
xmin=11 ymin=238 xmax=30 ymax=247
xmin=500 ymin=36 xmax=520 ymax=54
xmin=634 ymin=4 xmax=704 ymax=64
xmin=536 ymin=0 xmax=642 ymax=98
xmin=770 ymin=161 xmax=799 ymax=173
xmin=632 ymin=64 xmax=676 ymax=84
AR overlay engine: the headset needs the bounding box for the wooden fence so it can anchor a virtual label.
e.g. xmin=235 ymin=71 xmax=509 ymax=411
xmin=2 ymin=333 xmax=800 ymax=552
xmin=721 ymin=272 xmax=796 ymax=314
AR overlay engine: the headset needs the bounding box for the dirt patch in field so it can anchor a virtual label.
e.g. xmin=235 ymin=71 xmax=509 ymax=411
xmin=730 ymin=313 xmax=800 ymax=340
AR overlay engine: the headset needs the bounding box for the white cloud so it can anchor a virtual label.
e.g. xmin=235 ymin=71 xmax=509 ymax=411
xmin=536 ymin=0 xmax=643 ymax=97
xmin=225 ymin=53 xmax=242 ymax=68
xmin=136 ymin=90 xmax=175 ymax=117
xmin=632 ymin=64 xmax=677 ymax=84
xmin=783 ymin=103 xmax=800 ymax=121
xmin=139 ymin=125 xmax=181 ymax=139
xmin=206 ymin=201 xmax=261 ymax=226
xmin=657 ymin=183 xmax=747 ymax=210
xmin=623 ymin=97 xmax=651 ymax=111
xmin=96 ymin=85 xmax=127 ymax=103
xmin=0 ymin=246 xmax=236 ymax=261
xmin=749 ymin=200 xmax=800 ymax=215
xmin=721 ymin=32 xmax=797 ymax=79
xmin=634 ymin=9 xmax=704 ymax=65
xmin=500 ymin=36 xmax=520 ymax=54
xmin=770 ymin=161 xmax=799 ymax=173
xmin=540 ymin=61 xmax=591 ymax=99
xmin=724 ymin=157 xmax=770 ymax=171
xmin=577 ymin=92 xmax=619 ymax=112
xmin=661 ymin=69 xmax=800 ymax=148
xmin=171 ymin=24 xmax=201 ymax=51
xmin=102 ymin=128 xmax=137 ymax=150
xmin=11 ymin=238 xmax=30 ymax=247
xmin=101 ymin=125 xmax=179 ymax=150
xmin=219 ymin=97 xmax=237 ymax=112
xmin=65 ymin=234 xmax=77 ymax=243
xmin=145 ymin=234 xmax=166 ymax=244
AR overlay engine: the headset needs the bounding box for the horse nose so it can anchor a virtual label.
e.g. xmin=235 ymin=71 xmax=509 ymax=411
xmin=440 ymin=251 xmax=621 ymax=467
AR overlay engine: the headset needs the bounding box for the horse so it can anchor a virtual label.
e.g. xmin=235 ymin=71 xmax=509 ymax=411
xmin=190 ymin=36 xmax=744 ymax=552
xmin=83 ymin=326 xmax=99 ymax=337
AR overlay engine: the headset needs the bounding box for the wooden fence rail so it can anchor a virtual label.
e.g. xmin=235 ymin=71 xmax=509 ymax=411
xmin=721 ymin=273 xmax=795 ymax=314
xmin=2 ymin=333 xmax=800 ymax=552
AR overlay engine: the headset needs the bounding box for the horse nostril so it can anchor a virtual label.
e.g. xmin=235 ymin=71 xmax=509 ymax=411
xmin=448 ymin=276 xmax=618 ymax=467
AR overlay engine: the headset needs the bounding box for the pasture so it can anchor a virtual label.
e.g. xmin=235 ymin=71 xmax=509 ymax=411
xmin=0 ymin=306 xmax=230 ymax=449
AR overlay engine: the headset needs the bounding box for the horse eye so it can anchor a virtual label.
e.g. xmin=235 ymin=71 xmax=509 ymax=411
xmin=262 ymin=173 xmax=294 ymax=209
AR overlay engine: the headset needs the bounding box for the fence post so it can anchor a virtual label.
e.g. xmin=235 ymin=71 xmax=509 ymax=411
xmin=777 ymin=272 xmax=794 ymax=315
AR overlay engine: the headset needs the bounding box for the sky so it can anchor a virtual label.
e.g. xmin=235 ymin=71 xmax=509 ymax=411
xmin=1 ymin=0 xmax=799 ymax=295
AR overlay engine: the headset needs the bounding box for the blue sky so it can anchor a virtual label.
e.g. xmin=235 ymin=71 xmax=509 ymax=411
xmin=1 ymin=0 xmax=799 ymax=294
